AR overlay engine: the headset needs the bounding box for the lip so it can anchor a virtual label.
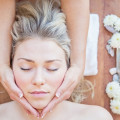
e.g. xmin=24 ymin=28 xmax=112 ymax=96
xmin=29 ymin=90 xmax=49 ymax=98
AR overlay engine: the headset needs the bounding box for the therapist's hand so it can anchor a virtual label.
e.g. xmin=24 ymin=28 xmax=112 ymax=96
xmin=41 ymin=64 xmax=83 ymax=118
xmin=0 ymin=65 xmax=39 ymax=118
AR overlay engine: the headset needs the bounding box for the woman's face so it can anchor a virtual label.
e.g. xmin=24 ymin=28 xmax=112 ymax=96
xmin=13 ymin=38 xmax=67 ymax=109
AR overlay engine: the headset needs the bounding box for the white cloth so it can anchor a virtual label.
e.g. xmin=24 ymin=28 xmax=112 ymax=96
xmin=84 ymin=14 xmax=99 ymax=76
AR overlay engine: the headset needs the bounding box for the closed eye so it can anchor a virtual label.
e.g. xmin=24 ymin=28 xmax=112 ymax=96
xmin=47 ymin=68 xmax=58 ymax=71
xmin=20 ymin=67 xmax=31 ymax=71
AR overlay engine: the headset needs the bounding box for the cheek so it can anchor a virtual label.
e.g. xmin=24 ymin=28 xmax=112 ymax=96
xmin=14 ymin=71 xmax=28 ymax=89
xmin=53 ymin=74 xmax=64 ymax=86
xmin=13 ymin=67 xmax=30 ymax=91
xmin=47 ymin=69 xmax=67 ymax=90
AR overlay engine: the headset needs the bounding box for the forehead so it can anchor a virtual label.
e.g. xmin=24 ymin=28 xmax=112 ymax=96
xmin=14 ymin=38 xmax=65 ymax=61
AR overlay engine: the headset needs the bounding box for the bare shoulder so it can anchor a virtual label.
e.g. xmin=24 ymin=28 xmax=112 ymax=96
xmin=0 ymin=101 xmax=18 ymax=120
xmin=63 ymin=101 xmax=113 ymax=120
xmin=87 ymin=105 xmax=113 ymax=120
xmin=0 ymin=101 xmax=13 ymax=113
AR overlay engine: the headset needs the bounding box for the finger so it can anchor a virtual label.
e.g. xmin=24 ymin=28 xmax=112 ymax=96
xmin=41 ymin=96 xmax=60 ymax=118
xmin=56 ymin=72 xmax=75 ymax=97
xmin=4 ymin=71 xmax=23 ymax=98
xmin=41 ymin=90 xmax=71 ymax=118
xmin=1 ymin=81 xmax=20 ymax=101
xmin=6 ymin=81 xmax=23 ymax=98
xmin=11 ymin=94 xmax=39 ymax=117
xmin=1 ymin=81 xmax=10 ymax=94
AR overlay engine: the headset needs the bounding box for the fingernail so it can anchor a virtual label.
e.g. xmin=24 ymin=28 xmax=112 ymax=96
xmin=41 ymin=113 xmax=45 ymax=118
xmin=56 ymin=92 xmax=60 ymax=98
xmin=19 ymin=93 xmax=23 ymax=98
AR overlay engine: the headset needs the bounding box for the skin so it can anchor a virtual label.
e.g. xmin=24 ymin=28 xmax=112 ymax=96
xmin=0 ymin=0 xmax=89 ymax=118
xmin=0 ymin=0 xmax=15 ymax=65
xmin=13 ymin=38 xmax=67 ymax=110
xmin=0 ymin=37 xmax=113 ymax=120
xmin=0 ymin=101 xmax=113 ymax=120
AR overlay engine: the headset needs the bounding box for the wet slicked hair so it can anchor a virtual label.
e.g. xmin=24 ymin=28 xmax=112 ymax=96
xmin=11 ymin=0 xmax=70 ymax=66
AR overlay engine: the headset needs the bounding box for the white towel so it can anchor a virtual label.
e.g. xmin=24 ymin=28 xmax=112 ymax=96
xmin=84 ymin=14 xmax=99 ymax=76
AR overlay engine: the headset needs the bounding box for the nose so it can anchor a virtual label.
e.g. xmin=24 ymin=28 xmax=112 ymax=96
xmin=32 ymin=68 xmax=45 ymax=86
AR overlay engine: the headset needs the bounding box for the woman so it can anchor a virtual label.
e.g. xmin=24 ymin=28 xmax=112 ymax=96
xmin=0 ymin=1 xmax=112 ymax=120
xmin=0 ymin=0 xmax=89 ymax=117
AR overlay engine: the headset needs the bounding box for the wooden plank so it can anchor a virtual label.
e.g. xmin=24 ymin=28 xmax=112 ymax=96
xmin=82 ymin=0 xmax=120 ymax=119
xmin=82 ymin=0 xmax=105 ymax=107
xmin=104 ymin=0 xmax=120 ymax=119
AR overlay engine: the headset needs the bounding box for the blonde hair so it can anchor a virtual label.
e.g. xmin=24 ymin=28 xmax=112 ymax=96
xmin=11 ymin=0 xmax=94 ymax=103
xmin=11 ymin=0 xmax=70 ymax=66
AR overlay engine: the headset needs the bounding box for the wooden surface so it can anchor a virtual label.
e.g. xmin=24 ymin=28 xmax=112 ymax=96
xmin=83 ymin=0 xmax=120 ymax=120
xmin=0 ymin=0 xmax=120 ymax=119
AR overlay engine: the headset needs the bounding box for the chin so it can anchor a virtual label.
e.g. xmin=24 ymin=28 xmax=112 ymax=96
xmin=28 ymin=99 xmax=50 ymax=109
xmin=24 ymin=92 xmax=55 ymax=109
xmin=33 ymin=104 xmax=46 ymax=109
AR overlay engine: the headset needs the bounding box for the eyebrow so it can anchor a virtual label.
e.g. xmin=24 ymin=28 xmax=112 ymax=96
xmin=17 ymin=58 xmax=62 ymax=63
xmin=45 ymin=60 xmax=62 ymax=63
xmin=17 ymin=58 xmax=34 ymax=62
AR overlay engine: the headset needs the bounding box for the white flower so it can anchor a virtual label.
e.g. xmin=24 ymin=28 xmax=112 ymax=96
xmin=106 ymin=81 xmax=120 ymax=99
xmin=110 ymin=99 xmax=120 ymax=114
xmin=103 ymin=14 xmax=119 ymax=27
xmin=114 ymin=19 xmax=120 ymax=31
xmin=110 ymin=33 xmax=120 ymax=48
